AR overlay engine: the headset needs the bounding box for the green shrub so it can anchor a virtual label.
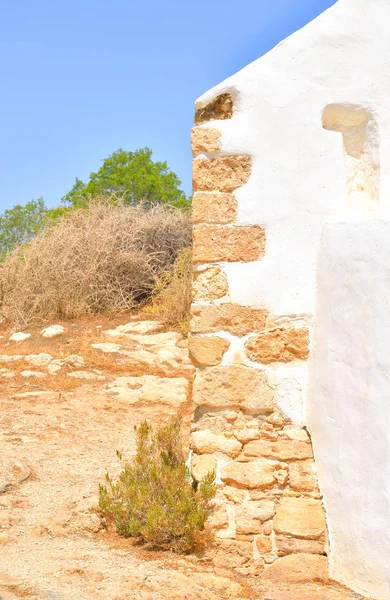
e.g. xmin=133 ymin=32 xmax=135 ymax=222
xmin=98 ymin=420 xmax=216 ymax=553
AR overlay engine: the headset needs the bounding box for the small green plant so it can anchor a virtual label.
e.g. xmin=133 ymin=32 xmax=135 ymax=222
xmin=98 ymin=420 xmax=216 ymax=553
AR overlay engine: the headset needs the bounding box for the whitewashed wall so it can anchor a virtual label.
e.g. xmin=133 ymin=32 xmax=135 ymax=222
xmin=308 ymin=222 xmax=390 ymax=600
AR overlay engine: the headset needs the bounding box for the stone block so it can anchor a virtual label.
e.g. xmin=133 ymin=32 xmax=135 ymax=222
xmin=273 ymin=497 xmax=326 ymax=540
xmin=245 ymin=328 xmax=310 ymax=364
xmin=236 ymin=500 xmax=276 ymax=534
xmin=221 ymin=459 xmax=276 ymax=489
xmin=243 ymin=439 xmax=313 ymax=461
xmin=193 ymin=365 xmax=275 ymax=412
xmin=188 ymin=335 xmax=229 ymax=366
xmin=289 ymin=460 xmax=317 ymax=492
xmin=276 ymin=535 xmax=326 ymax=556
xmin=255 ymin=535 xmax=273 ymax=554
xmin=193 ymin=224 xmax=265 ymax=263
xmin=191 ymin=127 xmax=221 ymax=155
xmin=195 ymin=93 xmax=233 ymax=125
xmin=192 ymin=192 xmax=237 ymax=224
xmin=191 ymin=304 xmax=267 ymax=336
xmin=190 ymin=454 xmax=217 ymax=483
xmin=192 ymin=266 xmax=228 ymax=301
xmin=193 ymin=156 xmax=251 ymax=193
xmin=263 ymin=553 xmax=329 ymax=583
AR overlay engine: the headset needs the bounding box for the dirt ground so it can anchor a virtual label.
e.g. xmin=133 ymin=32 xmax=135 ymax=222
xmin=0 ymin=316 xmax=368 ymax=600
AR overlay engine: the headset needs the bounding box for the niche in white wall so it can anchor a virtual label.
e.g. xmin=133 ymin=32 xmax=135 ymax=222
xmin=322 ymin=104 xmax=380 ymax=216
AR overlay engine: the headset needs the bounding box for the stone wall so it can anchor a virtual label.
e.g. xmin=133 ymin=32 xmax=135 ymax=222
xmin=189 ymin=93 xmax=328 ymax=579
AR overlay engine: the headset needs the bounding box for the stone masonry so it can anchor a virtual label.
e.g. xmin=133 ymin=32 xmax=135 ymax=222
xmin=190 ymin=92 xmax=328 ymax=579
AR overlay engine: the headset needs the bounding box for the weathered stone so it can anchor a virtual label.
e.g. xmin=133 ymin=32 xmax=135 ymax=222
xmin=234 ymin=427 xmax=261 ymax=444
xmin=192 ymin=267 xmax=228 ymax=301
xmin=193 ymin=156 xmax=251 ymax=193
xmin=213 ymin=539 xmax=253 ymax=569
xmin=190 ymin=430 xmax=242 ymax=458
xmin=195 ymin=93 xmax=233 ymax=125
xmin=246 ymin=328 xmax=310 ymax=364
xmin=192 ymin=192 xmax=237 ymax=224
xmin=191 ymin=127 xmax=221 ymax=155
xmin=207 ymin=503 xmax=229 ymax=530
xmin=191 ymin=304 xmax=267 ymax=336
xmin=273 ymin=469 xmax=288 ymax=485
xmin=223 ymin=486 xmax=247 ymax=504
xmin=221 ymin=459 xmax=276 ymax=489
xmin=190 ymin=454 xmax=217 ymax=482
xmin=276 ymin=535 xmax=326 ymax=556
xmin=289 ymin=460 xmax=317 ymax=492
xmin=193 ymin=366 xmax=274 ymax=412
xmin=192 ymin=413 xmax=231 ymax=434
xmin=188 ymin=335 xmax=229 ymax=366
xmin=236 ymin=500 xmax=276 ymax=534
xmin=263 ymin=553 xmax=329 ymax=583
xmin=193 ymin=224 xmax=265 ymax=263
xmin=262 ymin=521 xmax=273 ymax=536
xmin=41 ymin=324 xmax=65 ymax=338
xmin=255 ymin=535 xmax=273 ymax=554
xmin=244 ymin=439 xmax=313 ymax=461
xmin=280 ymin=425 xmax=310 ymax=441
xmin=273 ymin=497 xmax=326 ymax=540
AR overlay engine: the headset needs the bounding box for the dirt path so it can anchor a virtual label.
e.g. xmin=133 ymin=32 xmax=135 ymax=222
xmin=0 ymin=317 xmax=366 ymax=600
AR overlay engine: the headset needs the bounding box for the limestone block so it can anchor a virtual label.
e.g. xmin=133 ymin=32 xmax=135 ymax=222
xmin=190 ymin=430 xmax=242 ymax=458
xmin=236 ymin=500 xmax=276 ymax=534
xmin=263 ymin=554 xmax=329 ymax=583
xmin=221 ymin=459 xmax=276 ymax=489
xmin=191 ymin=127 xmax=221 ymax=155
xmin=245 ymin=328 xmax=310 ymax=364
xmin=276 ymin=535 xmax=326 ymax=556
xmin=273 ymin=497 xmax=326 ymax=540
xmin=223 ymin=486 xmax=247 ymax=504
xmin=212 ymin=539 xmax=253 ymax=569
xmin=193 ymin=224 xmax=265 ymax=263
xmin=195 ymin=93 xmax=233 ymax=125
xmin=193 ymin=156 xmax=251 ymax=193
xmin=192 ymin=266 xmax=228 ymax=301
xmin=191 ymin=304 xmax=267 ymax=336
xmin=192 ymin=192 xmax=237 ymax=224
xmin=188 ymin=335 xmax=230 ymax=366
xmin=190 ymin=454 xmax=217 ymax=482
xmin=289 ymin=460 xmax=317 ymax=492
xmin=193 ymin=366 xmax=275 ymax=412
xmin=234 ymin=427 xmax=262 ymax=444
xmin=243 ymin=439 xmax=313 ymax=461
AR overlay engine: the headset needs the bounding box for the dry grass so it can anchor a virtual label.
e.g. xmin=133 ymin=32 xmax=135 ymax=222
xmin=0 ymin=200 xmax=191 ymax=327
xmin=149 ymin=248 xmax=192 ymax=334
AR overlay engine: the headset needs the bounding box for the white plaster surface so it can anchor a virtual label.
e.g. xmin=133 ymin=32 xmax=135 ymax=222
xmin=308 ymin=222 xmax=390 ymax=599
xmin=195 ymin=0 xmax=390 ymax=317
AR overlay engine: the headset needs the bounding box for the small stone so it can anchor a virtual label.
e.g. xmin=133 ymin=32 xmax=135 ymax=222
xmin=273 ymin=469 xmax=288 ymax=485
xmin=234 ymin=427 xmax=261 ymax=444
xmin=280 ymin=425 xmax=310 ymax=441
xmin=255 ymin=535 xmax=273 ymax=554
xmin=262 ymin=521 xmax=273 ymax=536
xmin=41 ymin=324 xmax=65 ymax=338
xmin=9 ymin=332 xmax=30 ymax=343
xmin=266 ymin=412 xmax=289 ymax=428
xmin=20 ymin=370 xmax=45 ymax=378
xmin=223 ymin=486 xmax=247 ymax=504
xmin=192 ymin=267 xmax=228 ymax=301
xmin=25 ymin=353 xmax=53 ymax=366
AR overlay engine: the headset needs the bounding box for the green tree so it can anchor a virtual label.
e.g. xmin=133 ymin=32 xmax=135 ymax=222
xmin=62 ymin=148 xmax=188 ymax=209
xmin=0 ymin=198 xmax=49 ymax=258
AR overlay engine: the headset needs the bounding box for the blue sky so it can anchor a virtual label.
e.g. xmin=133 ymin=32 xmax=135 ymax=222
xmin=0 ymin=0 xmax=337 ymax=213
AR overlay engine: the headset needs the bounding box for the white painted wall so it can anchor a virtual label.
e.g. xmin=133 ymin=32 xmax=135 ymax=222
xmin=308 ymin=222 xmax=390 ymax=600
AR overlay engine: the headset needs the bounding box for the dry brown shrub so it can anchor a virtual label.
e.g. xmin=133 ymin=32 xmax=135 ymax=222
xmin=0 ymin=200 xmax=191 ymax=327
xmin=149 ymin=247 xmax=192 ymax=334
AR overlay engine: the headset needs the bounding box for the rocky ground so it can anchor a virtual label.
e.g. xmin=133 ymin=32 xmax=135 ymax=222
xmin=0 ymin=315 xmax=367 ymax=600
